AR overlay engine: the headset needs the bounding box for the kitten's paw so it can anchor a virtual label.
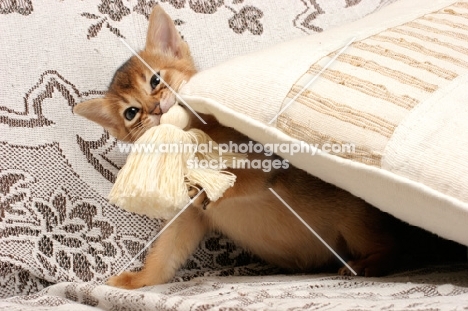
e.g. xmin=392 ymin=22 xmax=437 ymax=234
xmin=338 ymin=262 xmax=362 ymax=277
xmin=187 ymin=186 xmax=199 ymax=199
xmin=188 ymin=186 xmax=214 ymax=210
xmin=107 ymin=271 xmax=147 ymax=289
xmin=338 ymin=256 xmax=392 ymax=277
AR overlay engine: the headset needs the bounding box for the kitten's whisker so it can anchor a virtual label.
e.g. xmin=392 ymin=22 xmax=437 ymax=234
xmin=133 ymin=122 xmax=145 ymax=133
xmin=137 ymin=122 xmax=152 ymax=138
xmin=121 ymin=122 xmax=145 ymax=142
xmin=121 ymin=120 xmax=148 ymax=143
xmin=119 ymin=38 xmax=207 ymax=125
xmin=132 ymin=125 xmax=147 ymax=142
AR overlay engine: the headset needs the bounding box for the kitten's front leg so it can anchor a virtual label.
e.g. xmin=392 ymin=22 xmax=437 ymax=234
xmin=188 ymin=186 xmax=215 ymax=210
xmin=107 ymin=205 xmax=208 ymax=289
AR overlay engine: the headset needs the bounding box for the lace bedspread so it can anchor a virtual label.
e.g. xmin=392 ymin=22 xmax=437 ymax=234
xmin=4 ymin=1 xmax=468 ymax=310
xmin=2 ymin=264 xmax=468 ymax=310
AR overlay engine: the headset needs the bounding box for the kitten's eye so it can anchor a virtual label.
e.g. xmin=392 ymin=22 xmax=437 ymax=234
xmin=124 ymin=107 xmax=139 ymax=121
xmin=150 ymin=73 xmax=160 ymax=89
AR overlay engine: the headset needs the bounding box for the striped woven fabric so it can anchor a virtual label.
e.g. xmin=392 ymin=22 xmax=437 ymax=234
xmin=180 ymin=0 xmax=468 ymax=247
xmin=278 ymin=1 xmax=468 ymax=167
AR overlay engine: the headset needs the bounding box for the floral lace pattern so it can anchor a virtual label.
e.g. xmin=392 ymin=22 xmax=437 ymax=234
xmin=81 ymin=0 xmax=266 ymax=39
xmin=0 ymin=0 xmax=33 ymax=15
xmin=1 ymin=0 xmax=408 ymax=308
xmin=2 ymin=265 xmax=468 ymax=310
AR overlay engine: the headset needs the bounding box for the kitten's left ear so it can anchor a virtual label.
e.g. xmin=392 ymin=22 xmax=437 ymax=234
xmin=145 ymin=5 xmax=184 ymax=57
xmin=73 ymin=98 xmax=119 ymax=130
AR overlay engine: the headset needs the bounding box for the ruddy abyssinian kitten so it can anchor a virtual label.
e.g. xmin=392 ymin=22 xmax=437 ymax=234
xmin=74 ymin=6 xmax=465 ymax=289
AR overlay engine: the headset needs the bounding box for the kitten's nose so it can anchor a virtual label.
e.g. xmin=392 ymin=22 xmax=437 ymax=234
xmin=151 ymin=103 xmax=162 ymax=115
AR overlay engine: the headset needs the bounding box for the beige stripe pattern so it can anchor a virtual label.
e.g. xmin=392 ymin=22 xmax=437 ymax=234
xmin=352 ymin=42 xmax=457 ymax=80
xmin=405 ymin=21 xmax=468 ymax=42
xmin=442 ymin=8 xmax=468 ymax=18
xmin=307 ymin=65 xmax=420 ymax=110
xmin=420 ymin=15 xmax=468 ymax=31
xmin=332 ymin=53 xmax=438 ymax=92
xmin=277 ymin=1 xmax=468 ymax=167
xmin=277 ymin=116 xmax=383 ymax=166
xmin=289 ymin=86 xmax=397 ymax=137
xmin=454 ymin=1 xmax=468 ymax=8
xmin=388 ymin=27 xmax=468 ymax=59
xmin=371 ymin=35 xmax=468 ymax=68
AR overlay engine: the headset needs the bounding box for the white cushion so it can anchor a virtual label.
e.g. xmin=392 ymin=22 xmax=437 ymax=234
xmin=180 ymin=0 xmax=468 ymax=246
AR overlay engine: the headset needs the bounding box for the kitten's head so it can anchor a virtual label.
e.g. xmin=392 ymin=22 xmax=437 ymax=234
xmin=74 ymin=5 xmax=196 ymax=142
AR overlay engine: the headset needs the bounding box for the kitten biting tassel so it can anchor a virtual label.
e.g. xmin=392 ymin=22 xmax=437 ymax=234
xmin=74 ymin=5 xmax=466 ymax=289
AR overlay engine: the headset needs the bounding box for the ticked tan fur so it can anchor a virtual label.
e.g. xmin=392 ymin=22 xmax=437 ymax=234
xmin=74 ymin=6 xmax=462 ymax=289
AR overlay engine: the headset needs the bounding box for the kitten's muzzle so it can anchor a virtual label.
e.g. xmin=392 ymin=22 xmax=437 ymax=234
xmin=151 ymin=103 xmax=162 ymax=115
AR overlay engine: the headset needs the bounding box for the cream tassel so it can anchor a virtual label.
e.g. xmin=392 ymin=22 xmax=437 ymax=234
xmin=108 ymin=104 xmax=244 ymax=219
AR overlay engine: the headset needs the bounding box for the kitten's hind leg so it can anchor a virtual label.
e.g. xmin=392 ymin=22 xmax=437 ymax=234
xmin=338 ymin=249 xmax=397 ymax=277
xmin=337 ymin=204 xmax=399 ymax=277
xmin=107 ymin=205 xmax=208 ymax=289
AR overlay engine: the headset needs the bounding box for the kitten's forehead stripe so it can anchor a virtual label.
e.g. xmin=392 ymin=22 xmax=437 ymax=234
xmin=109 ymin=56 xmax=149 ymax=92
xmin=110 ymin=58 xmax=132 ymax=88
xmin=118 ymin=95 xmax=130 ymax=105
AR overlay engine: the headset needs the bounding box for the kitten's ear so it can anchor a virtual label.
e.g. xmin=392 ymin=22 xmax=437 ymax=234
xmin=73 ymin=98 xmax=119 ymax=130
xmin=145 ymin=5 xmax=184 ymax=57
